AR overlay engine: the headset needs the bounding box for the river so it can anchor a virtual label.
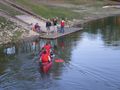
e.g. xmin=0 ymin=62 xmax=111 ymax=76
xmin=0 ymin=16 xmax=120 ymax=90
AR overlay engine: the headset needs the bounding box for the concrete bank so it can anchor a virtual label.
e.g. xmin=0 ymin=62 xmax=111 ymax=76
xmin=38 ymin=27 xmax=83 ymax=39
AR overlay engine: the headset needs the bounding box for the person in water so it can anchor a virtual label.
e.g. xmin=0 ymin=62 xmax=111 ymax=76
xmin=43 ymin=42 xmax=52 ymax=56
xmin=39 ymin=50 xmax=51 ymax=63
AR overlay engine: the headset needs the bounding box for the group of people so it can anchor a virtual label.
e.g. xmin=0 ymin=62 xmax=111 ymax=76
xmin=39 ymin=41 xmax=52 ymax=64
xmin=45 ymin=17 xmax=65 ymax=35
xmin=31 ymin=17 xmax=66 ymax=35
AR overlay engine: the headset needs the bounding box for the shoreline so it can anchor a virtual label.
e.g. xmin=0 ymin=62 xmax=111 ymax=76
xmin=19 ymin=13 xmax=120 ymax=40
xmin=0 ymin=13 xmax=120 ymax=45
xmin=1 ymin=0 xmax=120 ymax=44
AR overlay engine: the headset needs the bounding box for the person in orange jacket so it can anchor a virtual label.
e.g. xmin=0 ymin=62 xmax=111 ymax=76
xmin=40 ymin=50 xmax=51 ymax=63
xmin=43 ymin=42 xmax=52 ymax=55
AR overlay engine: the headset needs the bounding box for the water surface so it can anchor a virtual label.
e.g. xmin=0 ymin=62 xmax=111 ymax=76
xmin=0 ymin=16 xmax=120 ymax=90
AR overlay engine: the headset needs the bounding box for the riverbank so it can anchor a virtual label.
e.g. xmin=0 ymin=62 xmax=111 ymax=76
xmin=0 ymin=0 xmax=120 ymax=44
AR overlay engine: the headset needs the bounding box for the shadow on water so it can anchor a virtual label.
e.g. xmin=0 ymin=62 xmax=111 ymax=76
xmin=1 ymin=16 xmax=120 ymax=90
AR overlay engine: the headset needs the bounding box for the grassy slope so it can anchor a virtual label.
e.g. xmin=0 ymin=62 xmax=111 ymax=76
xmin=0 ymin=3 xmax=21 ymax=16
xmin=13 ymin=0 xmax=85 ymax=19
xmin=1 ymin=0 xmax=117 ymax=20
xmin=13 ymin=0 xmax=116 ymax=20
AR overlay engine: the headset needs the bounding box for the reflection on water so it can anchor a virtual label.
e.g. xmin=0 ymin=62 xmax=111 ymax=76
xmin=0 ymin=16 xmax=120 ymax=90
xmin=4 ymin=45 xmax=16 ymax=55
xmin=85 ymin=16 xmax=120 ymax=47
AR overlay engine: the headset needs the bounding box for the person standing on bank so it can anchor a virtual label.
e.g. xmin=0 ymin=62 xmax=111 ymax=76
xmin=46 ymin=19 xmax=51 ymax=35
xmin=60 ymin=19 xmax=65 ymax=33
xmin=53 ymin=17 xmax=58 ymax=33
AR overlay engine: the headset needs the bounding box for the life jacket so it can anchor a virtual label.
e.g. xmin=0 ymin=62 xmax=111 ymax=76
xmin=41 ymin=53 xmax=49 ymax=63
xmin=44 ymin=44 xmax=51 ymax=54
xmin=61 ymin=20 xmax=65 ymax=27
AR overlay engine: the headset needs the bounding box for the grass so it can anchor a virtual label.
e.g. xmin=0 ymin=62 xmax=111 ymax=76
xmin=15 ymin=0 xmax=80 ymax=19
xmin=65 ymin=0 xmax=110 ymax=5
xmin=0 ymin=3 xmax=21 ymax=16
xmin=14 ymin=0 xmax=116 ymax=20
xmin=31 ymin=5 xmax=79 ymax=19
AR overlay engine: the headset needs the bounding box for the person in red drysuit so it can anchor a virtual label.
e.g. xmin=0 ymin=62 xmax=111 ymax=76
xmin=43 ymin=42 xmax=52 ymax=55
xmin=40 ymin=50 xmax=51 ymax=63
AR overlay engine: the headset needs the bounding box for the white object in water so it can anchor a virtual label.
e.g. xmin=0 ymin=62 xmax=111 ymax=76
xmin=6 ymin=46 xmax=15 ymax=55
